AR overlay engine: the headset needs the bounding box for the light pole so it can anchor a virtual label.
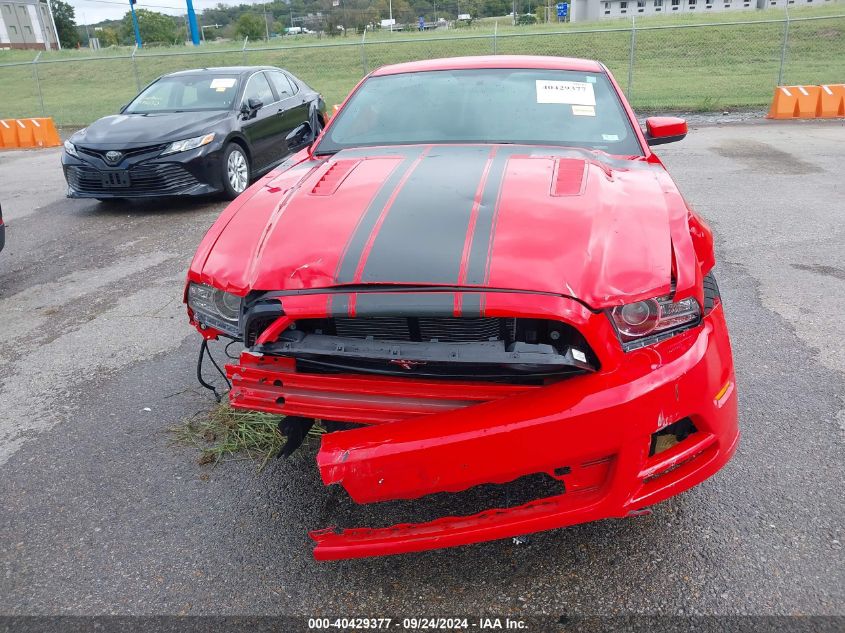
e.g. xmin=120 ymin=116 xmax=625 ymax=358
xmin=389 ymin=0 xmax=393 ymax=31
xmin=201 ymin=23 xmax=220 ymax=42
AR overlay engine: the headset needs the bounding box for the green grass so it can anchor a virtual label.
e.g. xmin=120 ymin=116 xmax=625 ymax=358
xmin=1 ymin=4 xmax=843 ymax=124
xmin=173 ymin=403 xmax=323 ymax=470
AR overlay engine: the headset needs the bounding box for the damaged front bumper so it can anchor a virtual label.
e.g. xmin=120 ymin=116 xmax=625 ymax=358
xmin=225 ymin=297 xmax=738 ymax=561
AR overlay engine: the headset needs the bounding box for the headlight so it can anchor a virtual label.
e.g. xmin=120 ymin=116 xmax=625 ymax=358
xmin=609 ymin=294 xmax=701 ymax=349
xmin=161 ymin=133 xmax=215 ymax=156
xmin=187 ymin=282 xmax=242 ymax=337
xmin=64 ymin=140 xmax=79 ymax=158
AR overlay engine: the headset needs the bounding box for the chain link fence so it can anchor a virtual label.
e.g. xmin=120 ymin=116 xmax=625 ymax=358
xmin=1 ymin=13 xmax=843 ymax=126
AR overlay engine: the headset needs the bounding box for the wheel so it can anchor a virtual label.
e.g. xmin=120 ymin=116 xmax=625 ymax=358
xmin=222 ymin=143 xmax=250 ymax=200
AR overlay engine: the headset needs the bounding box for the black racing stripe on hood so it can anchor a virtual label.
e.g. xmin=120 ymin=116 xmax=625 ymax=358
xmin=353 ymin=292 xmax=456 ymax=317
xmin=459 ymin=293 xmax=483 ymax=318
xmin=360 ymin=146 xmax=491 ymax=285
xmin=463 ymin=148 xmax=514 ymax=286
xmin=334 ymin=147 xmax=425 ymax=283
xmin=330 ymin=293 xmax=350 ymax=316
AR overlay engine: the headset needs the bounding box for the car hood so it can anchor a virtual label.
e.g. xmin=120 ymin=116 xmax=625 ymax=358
xmin=194 ymin=144 xmax=694 ymax=308
xmin=73 ymin=111 xmax=230 ymax=148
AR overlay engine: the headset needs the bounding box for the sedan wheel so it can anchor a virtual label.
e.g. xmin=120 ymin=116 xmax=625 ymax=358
xmin=222 ymin=144 xmax=250 ymax=199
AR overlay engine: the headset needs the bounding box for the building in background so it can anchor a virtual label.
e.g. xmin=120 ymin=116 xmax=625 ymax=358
xmin=572 ymin=0 xmax=833 ymax=21
xmin=0 ymin=0 xmax=58 ymax=50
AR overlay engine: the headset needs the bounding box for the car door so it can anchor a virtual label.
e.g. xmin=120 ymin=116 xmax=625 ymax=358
xmin=238 ymin=72 xmax=281 ymax=172
xmin=266 ymin=71 xmax=312 ymax=157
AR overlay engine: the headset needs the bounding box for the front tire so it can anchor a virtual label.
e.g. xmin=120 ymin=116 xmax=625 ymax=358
xmin=222 ymin=143 xmax=250 ymax=200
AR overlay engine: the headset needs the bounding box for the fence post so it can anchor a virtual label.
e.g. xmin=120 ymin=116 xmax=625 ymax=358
xmin=777 ymin=7 xmax=790 ymax=86
xmin=360 ymin=29 xmax=368 ymax=75
xmin=131 ymin=45 xmax=141 ymax=92
xmin=493 ymin=21 xmax=498 ymax=54
xmin=627 ymin=15 xmax=636 ymax=101
xmin=32 ymin=51 xmax=45 ymax=117
xmin=242 ymin=36 xmax=249 ymax=65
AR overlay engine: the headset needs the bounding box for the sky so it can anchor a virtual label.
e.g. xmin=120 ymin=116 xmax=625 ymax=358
xmin=70 ymin=0 xmax=273 ymax=25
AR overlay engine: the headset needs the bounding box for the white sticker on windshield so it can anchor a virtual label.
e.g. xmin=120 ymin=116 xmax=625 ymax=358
xmin=602 ymin=133 xmax=620 ymax=141
xmin=572 ymin=105 xmax=596 ymax=117
xmin=210 ymin=78 xmax=236 ymax=90
xmin=536 ymin=80 xmax=596 ymax=106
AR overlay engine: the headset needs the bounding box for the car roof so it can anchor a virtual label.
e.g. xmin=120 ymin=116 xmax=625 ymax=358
xmin=163 ymin=66 xmax=279 ymax=78
xmin=370 ymin=55 xmax=605 ymax=76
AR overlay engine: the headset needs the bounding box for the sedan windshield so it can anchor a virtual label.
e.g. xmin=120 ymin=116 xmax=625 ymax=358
xmin=316 ymin=68 xmax=642 ymax=156
xmin=125 ymin=74 xmax=240 ymax=113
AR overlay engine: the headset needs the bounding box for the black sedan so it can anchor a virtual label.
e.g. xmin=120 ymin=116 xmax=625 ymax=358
xmin=62 ymin=66 xmax=326 ymax=201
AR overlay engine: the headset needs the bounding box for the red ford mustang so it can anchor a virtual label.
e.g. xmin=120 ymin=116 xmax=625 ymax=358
xmin=185 ymin=56 xmax=739 ymax=560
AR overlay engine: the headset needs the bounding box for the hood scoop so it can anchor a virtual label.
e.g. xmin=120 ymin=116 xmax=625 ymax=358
xmin=311 ymin=159 xmax=361 ymax=196
xmin=551 ymin=158 xmax=587 ymax=197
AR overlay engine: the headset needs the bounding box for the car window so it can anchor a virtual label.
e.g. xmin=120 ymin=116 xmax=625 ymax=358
xmin=242 ymin=72 xmax=275 ymax=107
xmin=125 ymin=74 xmax=239 ymax=113
xmin=317 ymin=68 xmax=642 ymax=156
xmin=268 ymin=71 xmax=298 ymax=99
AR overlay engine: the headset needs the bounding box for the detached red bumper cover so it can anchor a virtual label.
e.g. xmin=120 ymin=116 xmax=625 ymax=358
xmin=227 ymin=304 xmax=738 ymax=561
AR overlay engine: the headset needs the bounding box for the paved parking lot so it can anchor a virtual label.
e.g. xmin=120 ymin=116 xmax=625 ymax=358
xmin=0 ymin=121 xmax=842 ymax=621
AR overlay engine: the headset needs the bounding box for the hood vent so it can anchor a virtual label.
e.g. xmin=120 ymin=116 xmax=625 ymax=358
xmin=551 ymin=158 xmax=587 ymax=197
xmin=311 ymin=159 xmax=361 ymax=196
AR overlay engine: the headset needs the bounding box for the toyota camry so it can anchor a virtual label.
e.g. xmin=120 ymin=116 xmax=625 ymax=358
xmin=62 ymin=66 xmax=326 ymax=201
xmin=184 ymin=56 xmax=739 ymax=560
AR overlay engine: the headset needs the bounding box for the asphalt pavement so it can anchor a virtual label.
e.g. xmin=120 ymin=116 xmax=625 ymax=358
xmin=0 ymin=120 xmax=842 ymax=625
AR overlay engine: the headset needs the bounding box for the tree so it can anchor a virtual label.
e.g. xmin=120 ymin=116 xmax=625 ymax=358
xmin=50 ymin=0 xmax=78 ymax=48
xmin=97 ymin=27 xmax=121 ymax=47
xmin=235 ymin=13 xmax=265 ymax=41
xmin=120 ymin=9 xmax=178 ymax=46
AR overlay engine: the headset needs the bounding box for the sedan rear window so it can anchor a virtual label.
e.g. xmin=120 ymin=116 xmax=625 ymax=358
xmin=317 ymin=68 xmax=642 ymax=156
xmin=125 ymin=74 xmax=240 ymax=113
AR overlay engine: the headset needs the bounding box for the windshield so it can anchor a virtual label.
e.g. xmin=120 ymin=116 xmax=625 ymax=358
xmin=125 ymin=74 xmax=240 ymax=114
xmin=316 ymin=68 xmax=642 ymax=156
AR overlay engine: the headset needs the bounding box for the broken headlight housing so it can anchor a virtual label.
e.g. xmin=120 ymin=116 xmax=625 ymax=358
xmin=63 ymin=140 xmax=79 ymax=158
xmin=609 ymin=295 xmax=701 ymax=350
xmin=187 ymin=282 xmax=242 ymax=338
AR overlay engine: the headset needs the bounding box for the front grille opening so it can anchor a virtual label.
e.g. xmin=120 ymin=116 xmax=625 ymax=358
xmin=65 ymin=163 xmax=199 ymax=194
xmin=290 ymin=316 xmax=594 ymax=360
xmin=648 ymin=417 xmax=698 ymax=457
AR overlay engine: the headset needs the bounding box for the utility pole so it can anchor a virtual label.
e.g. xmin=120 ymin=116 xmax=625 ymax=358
xmin=129 ymin=0 xmax=142 ymax=48
xmin=185 ymin=0 xmax=200 ymax=45
xmin=264 ymin=3 xmax=270 ymax=41
xmin=82 ymin=12 xmax=91 ymax=43
xmin=389 ymin=0 xmax=393 ymax=31
xmin=45 ymin=0 xmax=61 ymax=49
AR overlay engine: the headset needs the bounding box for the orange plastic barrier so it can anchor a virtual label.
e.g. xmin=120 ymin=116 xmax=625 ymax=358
xmin=768 ymin=85 xmax=845 ymax=120
xmin=0 ymin=117 xmax=62 ymax=149
xmin=818 ymin=84 xmax=845 ymax=118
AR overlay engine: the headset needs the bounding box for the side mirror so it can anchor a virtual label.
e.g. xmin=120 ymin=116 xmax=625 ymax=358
xmin=286 ymin=121 xmax=313 ymax=147
xmin=241 ymin=98 xmax=263 ymax=119
xmin=644 ymin=117 xmax=687 ymax=146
